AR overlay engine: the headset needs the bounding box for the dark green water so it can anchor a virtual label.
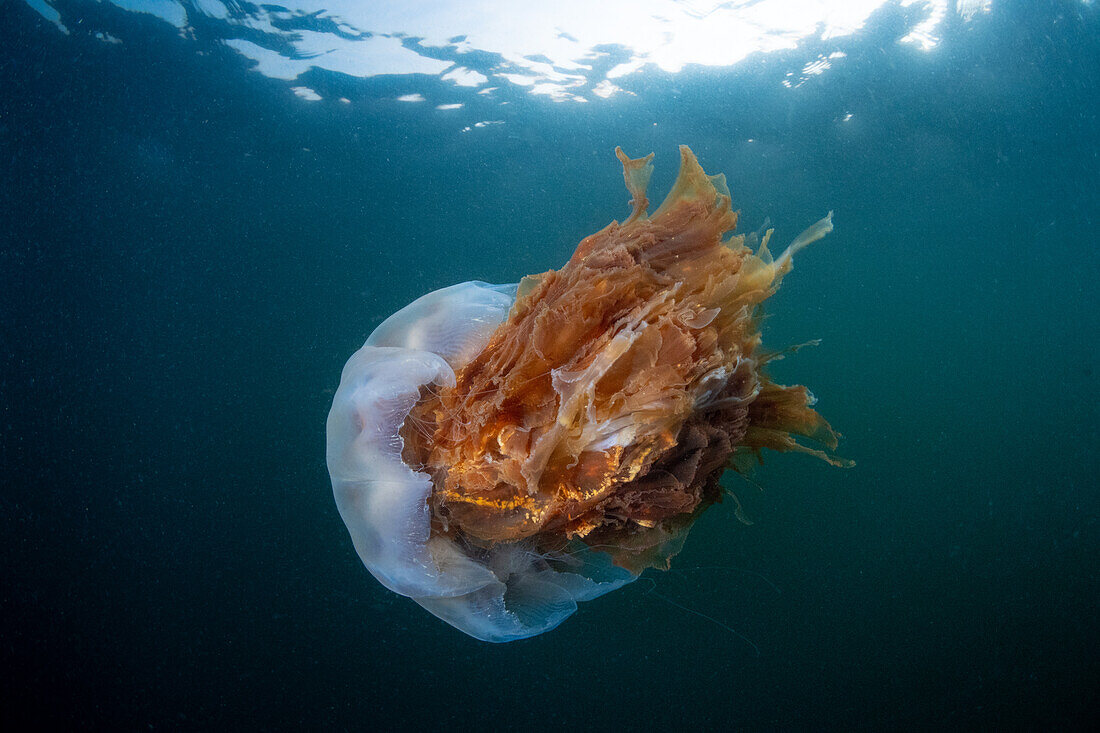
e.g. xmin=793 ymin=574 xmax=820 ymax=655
xmin=2 ymin=0 xmax=1097 ymax=728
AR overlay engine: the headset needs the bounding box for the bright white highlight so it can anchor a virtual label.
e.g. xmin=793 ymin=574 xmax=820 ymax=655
xmin=27 ymin=0 xmax=1005 ymax=102
xmin=291 ymin=86 xmax=322 ymax=101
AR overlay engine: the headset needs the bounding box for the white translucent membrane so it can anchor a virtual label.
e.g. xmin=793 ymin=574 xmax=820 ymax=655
xmin=326 ymin=281 xmax=636 ymax=642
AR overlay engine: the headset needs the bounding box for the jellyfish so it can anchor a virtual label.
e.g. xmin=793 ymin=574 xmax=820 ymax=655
xmin=326 ymin=146 xmax=848 ymax=642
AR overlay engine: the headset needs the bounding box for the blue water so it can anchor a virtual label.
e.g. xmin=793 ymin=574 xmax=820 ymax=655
xmin=2 ymin=0 xmax=1097 ymax=728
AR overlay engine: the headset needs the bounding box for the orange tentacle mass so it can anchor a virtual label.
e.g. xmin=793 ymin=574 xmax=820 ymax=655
xmin=404 ymin=146 xmax=846 ymax=572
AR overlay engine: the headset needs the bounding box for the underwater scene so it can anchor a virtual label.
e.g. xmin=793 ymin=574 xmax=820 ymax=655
xmin=2 ymin=0 xmax=1097 ymax=728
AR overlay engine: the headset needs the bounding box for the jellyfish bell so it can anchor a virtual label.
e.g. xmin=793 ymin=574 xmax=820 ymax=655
xmin=326 ymin=146 xmax=848 ymax=642
xmin=327 ymin=282 xmax=634 ymax=641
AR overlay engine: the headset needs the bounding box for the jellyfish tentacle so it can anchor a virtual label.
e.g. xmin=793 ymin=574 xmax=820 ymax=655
xmin=615 ymin=146 xmax=655 ymax=225
xmin=773 ymin=211 xmax=834 ymax=277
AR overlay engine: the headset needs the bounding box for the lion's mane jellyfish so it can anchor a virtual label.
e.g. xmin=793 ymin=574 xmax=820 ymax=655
xmin=326 ymin=146 xmax=848 ymax=642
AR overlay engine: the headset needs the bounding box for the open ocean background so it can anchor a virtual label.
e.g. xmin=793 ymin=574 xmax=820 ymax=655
xmin=2 ymin=0 xmax=1097 ymax=728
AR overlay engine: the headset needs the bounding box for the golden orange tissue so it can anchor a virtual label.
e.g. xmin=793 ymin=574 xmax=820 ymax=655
xmin=326 ymin=146 xmax=849 ymax=641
